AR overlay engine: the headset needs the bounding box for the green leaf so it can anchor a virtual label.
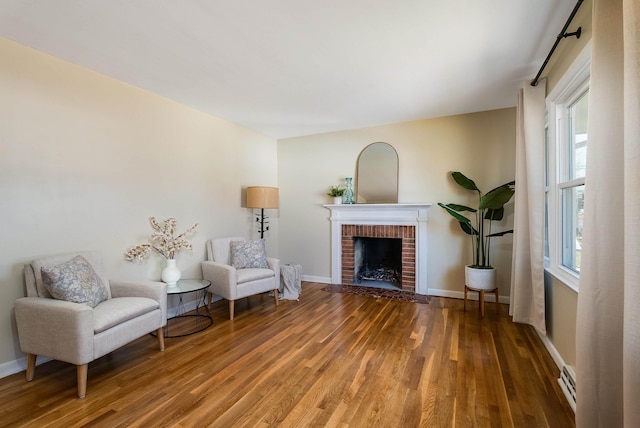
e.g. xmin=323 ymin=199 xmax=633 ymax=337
xmin=451 ymin=172 xmax=479 ymax=192
xmin=485 ymin=207 xmax=504 ymax=221
xmin=460 ymin=222 xmax=478 ymax=235
xmin=480 ymin=185 xmax=514 ymax=210
xmin=445 ymin=203 xmax=477 ymax=213
xmin=486 ymin=181 xmax=515 ymax=195
xmin=487 ymin=229 xmax=513 ymax=237
xmin=438 ymin=203 xmax=472 ymax=224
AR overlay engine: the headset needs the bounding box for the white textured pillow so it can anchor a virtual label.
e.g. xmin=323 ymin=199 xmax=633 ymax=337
xmin=40 ymin=255 xmax=109 ymax=308
xmin=230 ymin=240 xmax=269 ymax=269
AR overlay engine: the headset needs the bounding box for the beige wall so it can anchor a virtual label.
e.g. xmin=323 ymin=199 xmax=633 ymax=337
xmin=0 ymin=38 xmax=278 ymax=367
xmin=545 ymin=273 xmax=578 ymax=367
xmin=277 ymin=108 xmax=517 ymax=298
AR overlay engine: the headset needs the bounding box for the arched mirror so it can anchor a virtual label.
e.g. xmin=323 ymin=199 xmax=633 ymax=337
xmin=356 ymin=142 xmax=399 ymax=203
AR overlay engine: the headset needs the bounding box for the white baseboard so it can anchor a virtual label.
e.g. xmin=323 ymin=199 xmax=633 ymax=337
xmin=0 ymin=355 xmax=52 ymax=380
xmin=427 ymin=287 xmax=510 ymax=304
xmin=301 ymin=275 xmax=330 ymax=284
xmin=536 ymin=329 xmax=575 ymax=412
xmin=535 ymin=329 xmax=565 ymax=371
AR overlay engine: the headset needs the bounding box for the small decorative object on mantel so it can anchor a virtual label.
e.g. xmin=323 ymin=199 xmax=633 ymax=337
xmin=327 ymin=185 xmax=345 ymax=204
xmin=344 ymin=177 xmax=354 ymax=204
xmin=125 ymin=217 xmax=198 ymax=288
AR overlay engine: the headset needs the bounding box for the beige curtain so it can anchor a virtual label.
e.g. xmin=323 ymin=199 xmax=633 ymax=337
xmin=509 ymin=80 xmax=546 ymax=334
xmin=576 ymin=0 xmax=640 ymax=426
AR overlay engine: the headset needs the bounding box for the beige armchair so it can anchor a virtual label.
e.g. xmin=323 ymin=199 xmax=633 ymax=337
xmin=202 ymin=237 xmax=279 ymax=320
xmin=14 ymin=251 xmax=167 ymax=398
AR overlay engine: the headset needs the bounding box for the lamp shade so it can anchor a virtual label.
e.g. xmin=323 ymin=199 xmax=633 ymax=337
xmin=246 ymin=186 xmax=279 ymax=209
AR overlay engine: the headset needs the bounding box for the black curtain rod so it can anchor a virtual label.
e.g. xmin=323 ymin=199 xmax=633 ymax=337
xmin=531 ymin=0 xmax=584 ymax=87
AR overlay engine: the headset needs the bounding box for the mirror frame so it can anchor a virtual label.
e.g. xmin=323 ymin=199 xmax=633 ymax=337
xmin=355 ymin=142 xmax=399 ymax=204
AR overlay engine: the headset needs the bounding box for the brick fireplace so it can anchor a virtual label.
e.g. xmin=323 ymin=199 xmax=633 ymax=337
xmin=324 ymin=203 xmax=432 ymax=295
xmin=341 ymin=224 xmax=416 ymax=291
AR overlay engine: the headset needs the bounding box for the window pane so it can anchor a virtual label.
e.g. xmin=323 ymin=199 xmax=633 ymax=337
xmin=545 ymin=192 xmax=550 ymax=258
xmin=545 ymin=121 xmax=550 ymax=187
xmin=569 ymin=91 xmax=589 ymax=180
xmin=561 ymin=185 xmax=585 ymax=272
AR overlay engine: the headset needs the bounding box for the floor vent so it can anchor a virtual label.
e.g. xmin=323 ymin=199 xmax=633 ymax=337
xmin=558 ymin=365 xmax=576 ymax=412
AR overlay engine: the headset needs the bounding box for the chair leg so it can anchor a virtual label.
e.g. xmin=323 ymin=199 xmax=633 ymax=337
xmin=274 ymin=288 xmax=279 ymax=306
xmin=207 ymin=292 xmax=212 ymax=309
xmin=463 ymin=286 xmax=468 ymax=311
xmin=26 ymin=353 xmax=36 ymax=381
xmin=479 ymin=290 xmax=485 ymax=318
xmin=494 ymin=288 xmax=500 ymax=314
xmin=77 ymin=364 xmax=88 ymax=398
xmin=229 ymin=300 xmax=235 ymax=320
xmin=156 ymin=328 xmax=165 ymax=351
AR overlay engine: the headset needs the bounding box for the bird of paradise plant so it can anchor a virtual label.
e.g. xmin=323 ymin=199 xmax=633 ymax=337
xmin=438 ymin=172 xmax=515 ymax=268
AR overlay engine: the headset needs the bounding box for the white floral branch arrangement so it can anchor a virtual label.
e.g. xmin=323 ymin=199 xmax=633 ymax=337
xmin=125 ymin=217 xmax=198 ymax=262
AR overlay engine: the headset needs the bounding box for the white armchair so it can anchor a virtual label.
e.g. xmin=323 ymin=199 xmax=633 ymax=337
xmin=14 ymin=251 xmax=167 ymax=398
xmin=201 ymin=237 xmax=279 ymax=320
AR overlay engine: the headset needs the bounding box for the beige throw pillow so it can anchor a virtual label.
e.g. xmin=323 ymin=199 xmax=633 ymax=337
xmin=230 ymin=239 xmax=270 ymax=269
xmin=41 ymin=255 xmax=109 ymax=308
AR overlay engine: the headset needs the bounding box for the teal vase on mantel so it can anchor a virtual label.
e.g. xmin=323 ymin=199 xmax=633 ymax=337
xmin=344 ymin=177 xmax=354 ymax=204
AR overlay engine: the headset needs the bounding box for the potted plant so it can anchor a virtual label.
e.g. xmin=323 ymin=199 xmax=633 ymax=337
xmin=438 ymin=172 xmax=515 ymax=290
xmin=327 ymin=185 xmax=346 ymax=204
xmin=125 ymin=216 xmax=198 ymax=287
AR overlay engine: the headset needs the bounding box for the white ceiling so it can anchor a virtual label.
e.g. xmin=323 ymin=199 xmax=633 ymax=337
xmin=0 ymin=0 xmax=575 ymax=139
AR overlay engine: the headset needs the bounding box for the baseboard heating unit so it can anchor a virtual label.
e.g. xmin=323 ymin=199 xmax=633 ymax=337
xmin=558 ymin=365 xmax=576 ymax=412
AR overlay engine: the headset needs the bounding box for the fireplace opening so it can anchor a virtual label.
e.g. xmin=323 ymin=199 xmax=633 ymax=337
xmin=353 ymin=237 xmax=402 ymax=289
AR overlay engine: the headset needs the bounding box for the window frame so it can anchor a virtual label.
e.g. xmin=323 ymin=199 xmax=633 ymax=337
xmin=544 ymin=41 xmax=591 ymax=293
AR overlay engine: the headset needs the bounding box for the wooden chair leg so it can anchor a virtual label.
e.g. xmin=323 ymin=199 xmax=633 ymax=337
xmin=207 ymin=292 xmax=212 ymax=309
xmin=494 ymin=288 xmax=500 ymax=314
xmin=229 ymin=300 xmax=235 ymax=320
xmin=156 ymin=328 xmax=165 ymax=351
xmin=26 ymin=353 xmax=36 ymax=381
xmin=77 ymin=364 xmax=88 ymax=398
xmin=463 ymin=286 xmax=468 ymax=311
xmin=274 ymin=288 xmax=279 ymax=306
xmin=479 ymin=290 xmax=485 ymax=318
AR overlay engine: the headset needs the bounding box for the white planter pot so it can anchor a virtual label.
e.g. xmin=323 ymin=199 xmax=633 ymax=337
xmin=465 ymin=266 xmax=496 ymax=290
xmin=333 ymin=196 xmax=343 ymax=204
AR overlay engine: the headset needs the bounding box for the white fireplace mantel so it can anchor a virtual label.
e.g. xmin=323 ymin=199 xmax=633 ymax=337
xmin=324 ymin=203 xmax=432 ymax=295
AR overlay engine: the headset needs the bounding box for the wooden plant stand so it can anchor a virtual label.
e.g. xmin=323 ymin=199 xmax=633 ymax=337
xmin=464 ymin=285 xmax=499 ymax=317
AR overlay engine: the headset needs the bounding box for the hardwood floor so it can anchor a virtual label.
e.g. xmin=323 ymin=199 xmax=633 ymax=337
xmin=0 ymin=282 xmax=575 ymax=427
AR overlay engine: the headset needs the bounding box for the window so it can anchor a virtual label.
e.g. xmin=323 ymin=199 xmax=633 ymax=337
xmin=561 ymin=90 xmax=588 ymax=273
xmin=545 ymin=43 xmax=590 ymax=291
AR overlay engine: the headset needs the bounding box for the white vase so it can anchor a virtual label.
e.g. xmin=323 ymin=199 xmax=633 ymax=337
xmin=162 ymin=259 xmax=181 ymax=287
xmin=333 ymin=196 xmax=343 ymax=204
xmin=465 ymin=265 xmax=496 ymax=290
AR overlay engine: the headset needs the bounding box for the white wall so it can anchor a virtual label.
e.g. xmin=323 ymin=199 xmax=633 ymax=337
xmin=277 ymin=108 xmax=517 ymax=298
xmin=0 ymin=38 xmax=278 ymax=368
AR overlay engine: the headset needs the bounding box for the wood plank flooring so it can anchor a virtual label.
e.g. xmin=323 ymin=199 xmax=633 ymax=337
xmin=0 ymin=282 xmax=575 ymax=427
